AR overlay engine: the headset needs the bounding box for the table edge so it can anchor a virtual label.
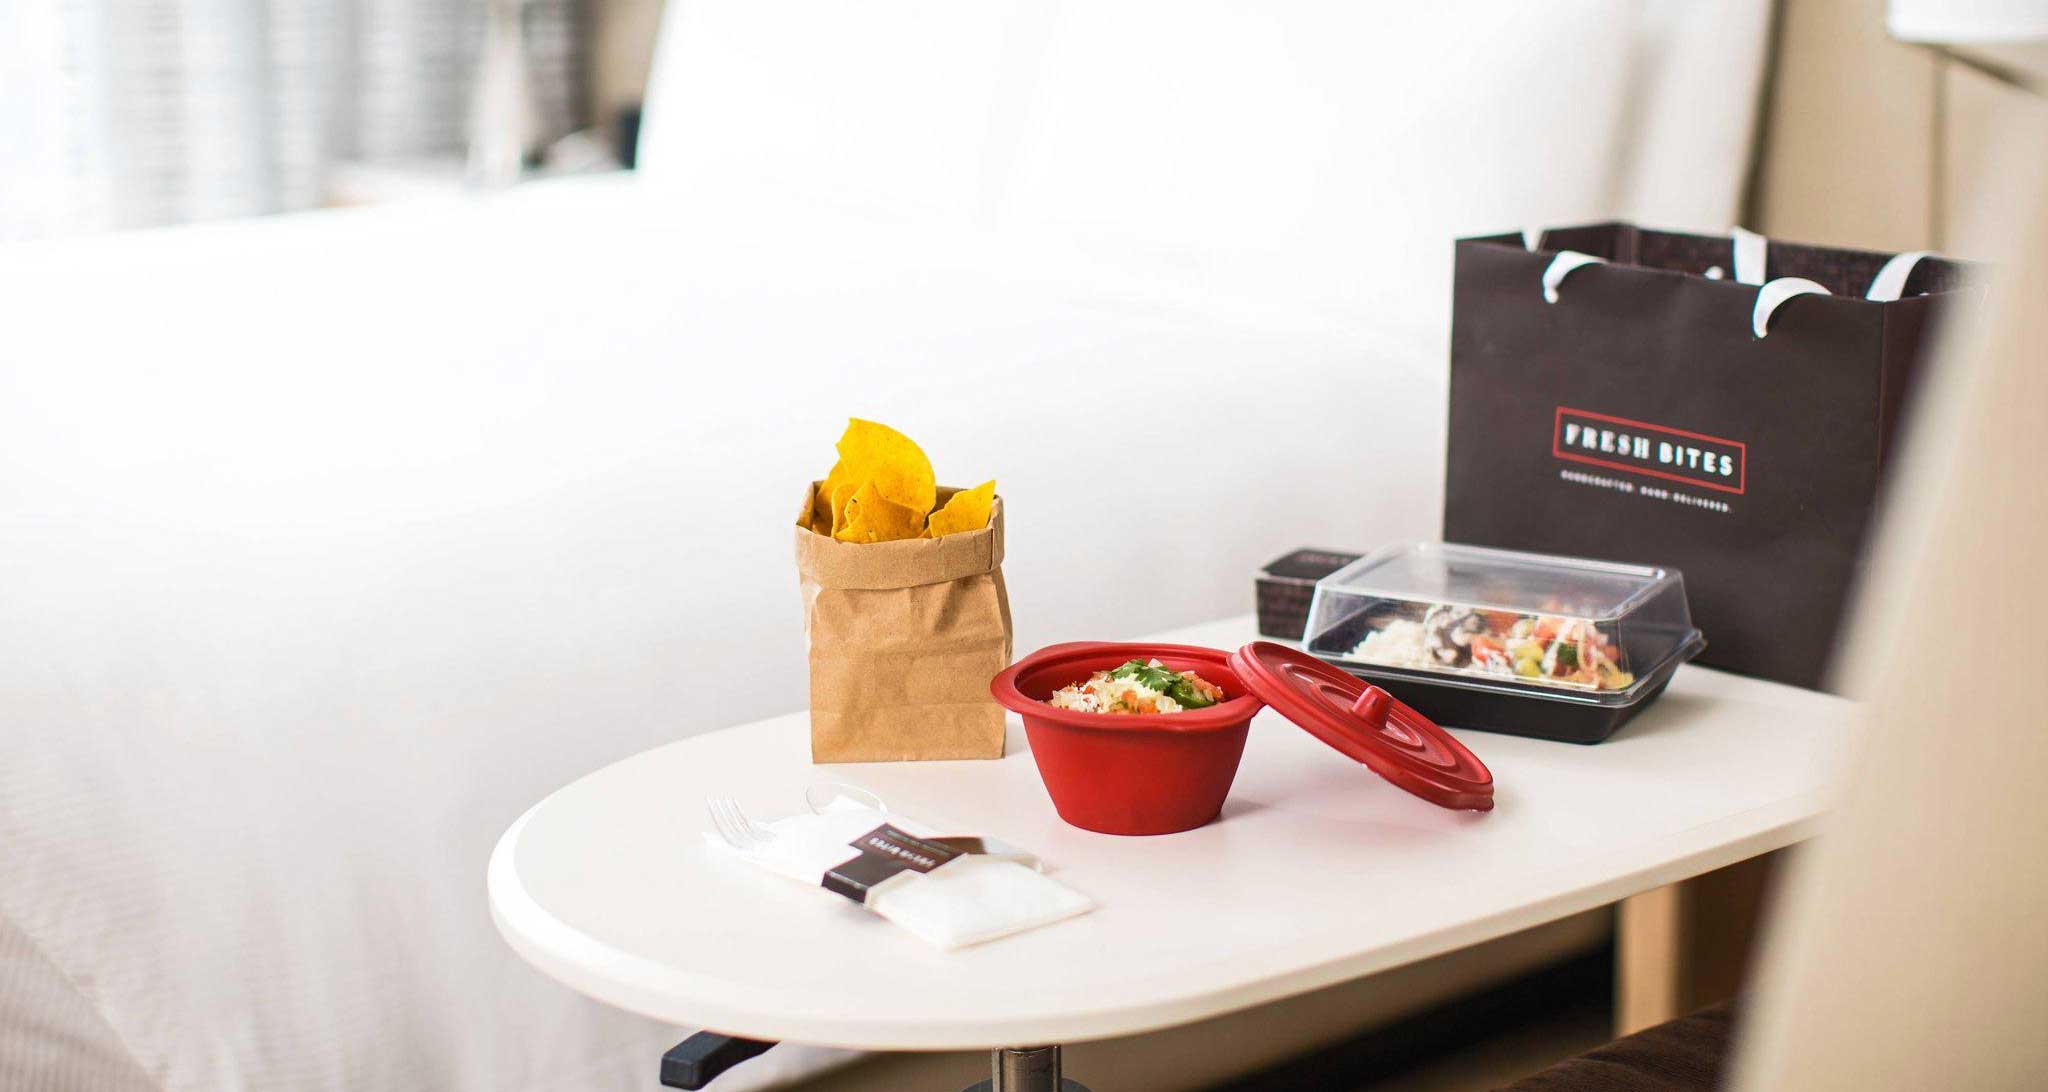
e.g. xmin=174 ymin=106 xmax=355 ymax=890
xmin=487 ymin=785 xmax=1831 ymax=1049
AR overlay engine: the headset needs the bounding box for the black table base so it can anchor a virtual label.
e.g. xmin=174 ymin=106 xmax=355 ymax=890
xmin=661 ymin=1034 xmax=1093 ymax=1091
xmin=963 ymin=1045 xmax=1091 ymax=1092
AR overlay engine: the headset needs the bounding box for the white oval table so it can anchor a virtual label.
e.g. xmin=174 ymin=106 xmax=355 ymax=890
xmin=489 ymin=615 xmax=1854 ymax=1091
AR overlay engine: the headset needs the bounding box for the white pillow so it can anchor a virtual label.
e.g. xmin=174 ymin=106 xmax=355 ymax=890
xmin=641 ymin=0 xmax=1769 ymax=327
xmin=995 ymin=1 xmax=1770 ymax=315
xmin=639 ymin=0 xmax=1049 ymax=223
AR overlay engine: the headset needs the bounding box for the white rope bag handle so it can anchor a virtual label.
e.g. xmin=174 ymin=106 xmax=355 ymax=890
xmin=1731 ymin=225 xmax=1769 ymax=285
xmin=1753 ymin=278 xmax=1832 ymax=337
xmin=1537 ymin=227 xmax=1909 ymax=334
xmin=1867 ymin=250 xmax=1935 ymax=301
xmin=1541 ymin=251 xmax=1606 ymax=303
xmin=1542 ymin=225 xmax=1767 ymax=304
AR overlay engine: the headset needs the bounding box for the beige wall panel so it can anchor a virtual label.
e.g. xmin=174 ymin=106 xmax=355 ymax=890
xmin=593 ymin=0 xmax=666 ymax=128
xmin=1751 ymin=0 xmax=1938 ymax=251
xmin=1941 ymin=60 xmax=2048 ymax=259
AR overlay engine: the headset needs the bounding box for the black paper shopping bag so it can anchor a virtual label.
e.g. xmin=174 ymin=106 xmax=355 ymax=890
xmin=1444 ymin=223 xmax=1975 ymax=690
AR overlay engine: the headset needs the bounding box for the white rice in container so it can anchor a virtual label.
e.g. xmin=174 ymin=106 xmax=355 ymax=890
xmin=1352 ymin=619 xmax=1428 ymax=668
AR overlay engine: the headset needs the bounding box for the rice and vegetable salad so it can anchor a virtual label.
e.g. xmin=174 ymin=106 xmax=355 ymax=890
xmin=1047 ymin=659 xmax=1226 ymax=715
xmin=1350 ymin=604 xmax=1635 ymax=691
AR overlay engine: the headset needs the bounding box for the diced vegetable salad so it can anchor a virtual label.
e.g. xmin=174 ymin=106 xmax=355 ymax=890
xmin=1350 ymin=605 xmax=1634 ymax=691
xmin=1047 ymin=659 xmax=1225 ymax=715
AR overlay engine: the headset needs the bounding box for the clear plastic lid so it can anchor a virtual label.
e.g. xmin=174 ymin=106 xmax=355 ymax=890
xmin=1302 ymin=543 xmax=1703 ymax=705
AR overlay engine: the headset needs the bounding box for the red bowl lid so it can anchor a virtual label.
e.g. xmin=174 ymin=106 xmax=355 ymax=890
xmin=1228 ymin=641 xmax=1494 ymax=812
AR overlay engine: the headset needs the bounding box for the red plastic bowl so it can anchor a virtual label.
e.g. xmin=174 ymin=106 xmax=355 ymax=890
xmin=990 ymin=642 xmax=1266 ymax=836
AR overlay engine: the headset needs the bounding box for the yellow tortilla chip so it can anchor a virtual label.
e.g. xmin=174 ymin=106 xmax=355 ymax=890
xmin=822 ymin=459 xmax=856 ymax=508
xmin=829 ymin=477 xmax=862 ymax=537
xmin=811 ymin=460 xmax=858 ymax=535
xmin=925 ymin=480 xmax=995 ymax=538
xmin=835 ymin=419 xmax=937 ymax=518
xmin=806 ymin=478 xmax=836 ymax=536
xmin=833 ymin=481 xmax=927 ymax=543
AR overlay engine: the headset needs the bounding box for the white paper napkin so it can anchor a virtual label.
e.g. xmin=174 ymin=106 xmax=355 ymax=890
xmin=703 ymin=803 xmax=1094 ymax=949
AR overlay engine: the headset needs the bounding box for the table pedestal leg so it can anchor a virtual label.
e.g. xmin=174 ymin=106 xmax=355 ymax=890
xmin=962 ymin=1045 xmax=1091 ymax=1092
xmin=1615 ymin=853 xmax=1781 ymax=1036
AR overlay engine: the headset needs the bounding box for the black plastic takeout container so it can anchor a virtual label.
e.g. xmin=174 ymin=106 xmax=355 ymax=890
xmin=1301 ymin=543 xmax=1706 ymax=744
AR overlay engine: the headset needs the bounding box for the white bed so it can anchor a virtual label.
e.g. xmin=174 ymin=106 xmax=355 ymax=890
xmin=0 ymin=3 xmax=1769 ymax=1089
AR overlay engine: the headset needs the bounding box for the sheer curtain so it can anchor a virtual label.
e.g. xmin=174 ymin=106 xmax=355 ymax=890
xmin=0 ymin=0 xmax=586 ymax=241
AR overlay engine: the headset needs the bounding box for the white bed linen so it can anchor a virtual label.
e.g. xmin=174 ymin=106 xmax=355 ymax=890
xmin=0 ymin=178 xmax=1430 ymax=1092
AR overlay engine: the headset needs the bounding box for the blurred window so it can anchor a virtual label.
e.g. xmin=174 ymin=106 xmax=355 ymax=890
xmin=0 ymin=0 xmax=589 ymax=241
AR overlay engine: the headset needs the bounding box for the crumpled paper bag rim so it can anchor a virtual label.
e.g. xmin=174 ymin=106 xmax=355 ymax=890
xmin=794 ymin=482 xmax=1005 ymax=591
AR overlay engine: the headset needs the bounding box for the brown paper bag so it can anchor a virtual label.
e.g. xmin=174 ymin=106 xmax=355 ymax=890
xmin=795 ymin=483 xmax=1012 ymax=762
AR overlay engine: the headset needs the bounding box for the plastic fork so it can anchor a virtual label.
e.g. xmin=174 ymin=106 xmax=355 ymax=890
xmin=706 ymin=796 xmax=775 ymax=851
xmin=803 ymin=782 xmax=885 ymax=816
